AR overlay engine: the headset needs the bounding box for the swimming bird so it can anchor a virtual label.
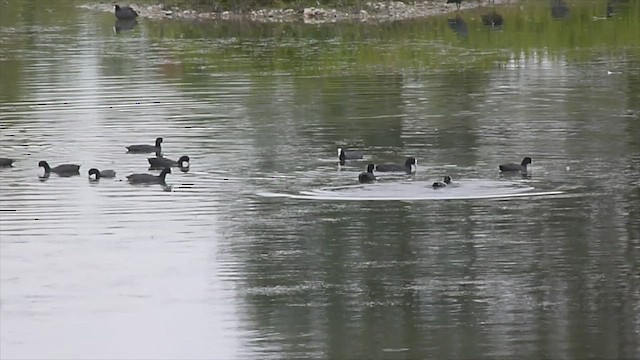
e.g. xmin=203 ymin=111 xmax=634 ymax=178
xmin=376 ymin=157 xmax=417 ymax=174
xmin=0 ymin=158 xmax=14 ymax=167
xmin=432 ymin=175 xmax=452 ymax=188
xmin=338 ymin=148 xmax=364 ymax=165
xmin=499 ymin=157 xmax=532 ymax=172
xmin=88 ymin=168 xmax=117 ymax=180
xmin=447 ymin=0 xmax=462 ymax=10
xmin=358 ymin=163 xmax=376 ymax=184
xmin=126 ymin=137 xmax=163 ymax=154
xmin=114 ymin=5 xmax=139 ymax=20
xmin=127 ymin=167 xmax=171 ymax=184
xmin=147 ymin=155 xmax=190 ymax=169
xmin=39 ymin=161 xmax=80 ymax=176
xmin=481 ymin=11 xmax=503 ymax=27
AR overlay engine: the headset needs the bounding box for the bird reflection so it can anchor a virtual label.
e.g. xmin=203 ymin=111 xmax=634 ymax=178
xmin=448 ymin=15 xmax=468 ymax=39
xmin=499 ymin=171 xmax=532 ymax=180
xmin=550 ymin=0 xmax=570 ymax=19
xmin=114 ymin=19 xmax=138 ymax=33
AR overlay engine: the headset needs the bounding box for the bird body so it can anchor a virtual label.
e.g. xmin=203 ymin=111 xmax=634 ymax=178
xmin=114 ymin=5 xmax=138 ymax=20
xmin=376 ymin=157 xmax=417 ymax=174
xmin=39 ymin=161 xmax=80 ymax=176
xmin=0 ymin=158 xmax=14 ymax=167
xmin=127 ymin=167 xmax=171 ymax=184
xmin=358 ymin=163 xmax=376 ymax=184
xmin=432 ymin=175 xmax=452 ymax=188
xmin=88 ymin=168 xmax=116 ymax=180
xmin=499 ymin=157 xmax=532 ymax=172
xmin=100 ymin=170 xmax=117 ymax=178
xmin=338 ymin=148 xmax=364 ymax=165
xmin=126 ymin=137 xmax=163 ymax=154
xmin=148 ymin=155 xmax=190 ymax=169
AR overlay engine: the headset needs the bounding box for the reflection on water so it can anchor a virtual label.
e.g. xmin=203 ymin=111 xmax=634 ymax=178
xmin=1 ymin=0 xmax=639 ymax=359
xmin=114 ymin=19 xmax=138 ymax=33
xmin=447 ymin=15 xmax=468 ymax=39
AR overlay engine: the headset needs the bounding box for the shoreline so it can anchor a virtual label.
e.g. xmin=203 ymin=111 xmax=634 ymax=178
xmin=81 ymin=1 xmax=511 ymax=24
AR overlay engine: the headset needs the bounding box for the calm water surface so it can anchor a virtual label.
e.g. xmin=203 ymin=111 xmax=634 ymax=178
xmin=1 ymin=0 xmax=639 ymax=359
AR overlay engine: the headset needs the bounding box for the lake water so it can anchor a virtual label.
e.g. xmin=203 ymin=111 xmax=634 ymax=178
xmin=1 ymin=0 xmax=639 ymax=359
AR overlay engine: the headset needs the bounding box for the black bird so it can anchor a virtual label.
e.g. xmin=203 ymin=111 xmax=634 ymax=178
xmin=376 ymin=157 xmax=417 ymax=174
xmin=338 ymin=148 xmax=364 ymax=165
xmin=432 ymin=175 xmax=452 ymax=188
xmin=499 ymin=157 xmax=532 ymax=172
xmin=39 ymin=161 xmax=80 ymax=176
xmin=0 ymin=158 xmax=14 ymax=167
xmin=447 ymin=0 xmax=462 ymax=10
xmin=358 ymin=163 xmax=376 ymax=184
xmin=481 ymin=11 xmax=503 ymax=27
xmin=148 ymin=155 xmax=190 ymax=169
xmin=114 ymin=5 xmax=139 ymax=20
xmin=127 ymin=167 xmax=171 ymax=184
xmin=88 ymin=168 xmax=117 ymax=180
xmin=126 ymin=137 xmax=163 ymax=154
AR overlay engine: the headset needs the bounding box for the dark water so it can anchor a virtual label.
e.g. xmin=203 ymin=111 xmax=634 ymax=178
xmin=1 ymin=0 xmax=639 ymax=359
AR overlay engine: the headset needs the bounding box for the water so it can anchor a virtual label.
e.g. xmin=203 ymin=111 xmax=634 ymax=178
xmin=1 ymin=0 xmax=639 ymax=359
xmin=259 ymin=179 xmax=564 ymax=200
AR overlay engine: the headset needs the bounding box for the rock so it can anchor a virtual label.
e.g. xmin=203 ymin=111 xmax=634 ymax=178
xmin=303 ymin=7 xmax=315 ymax=17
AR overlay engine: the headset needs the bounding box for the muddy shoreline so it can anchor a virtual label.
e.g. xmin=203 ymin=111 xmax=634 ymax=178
xmin=82 ymin=1 xmax=511 ymax=24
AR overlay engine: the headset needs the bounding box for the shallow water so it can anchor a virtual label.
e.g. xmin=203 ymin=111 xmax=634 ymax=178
xmin=1 ymin=0 xmax=639 ymax=359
